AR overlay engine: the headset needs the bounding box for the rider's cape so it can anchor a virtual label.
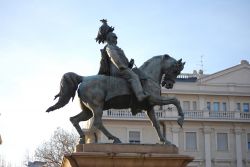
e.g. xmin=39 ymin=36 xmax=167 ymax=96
xmin=98 ymin=46 xmax=110 ymax=75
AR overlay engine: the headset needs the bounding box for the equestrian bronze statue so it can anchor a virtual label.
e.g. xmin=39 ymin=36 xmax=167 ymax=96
xmin=46 ymin=20 xmax=185 ymax=145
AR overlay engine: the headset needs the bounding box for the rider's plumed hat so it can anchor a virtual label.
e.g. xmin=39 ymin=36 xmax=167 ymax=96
xmin=96 ymin=19 xmax=115 ymax=44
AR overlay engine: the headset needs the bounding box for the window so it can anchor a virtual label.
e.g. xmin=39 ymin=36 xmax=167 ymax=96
xmin=248 ymin=133 xmax=250 ymax=151
xmin=185 ymin=132 xmax=197 ymax=151
xmin=207 ymin=102 xmax=211 ymax=111
xmin=243 ymin=103 xmax=249 ymax=112
xmin=192 ymin=101 xmax=197 ymax=111
xmin=236 ymin=103 xmax=241 ymax=112
xmin=183 ymin=101 xmax=190 ymax=111
xmin=213 ymin=102 xmax=220 ymax=112
xmin=222 ymin=102 xmax=227 ymax=112
xmin=217 ymin=133 xmax=228 ymax=151
xmin=129 ymin=131 xmax=140 ymax=144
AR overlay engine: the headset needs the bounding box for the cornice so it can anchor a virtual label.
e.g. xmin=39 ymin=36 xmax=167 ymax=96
xmin=162 ymin=89 xmax=250 ymax=96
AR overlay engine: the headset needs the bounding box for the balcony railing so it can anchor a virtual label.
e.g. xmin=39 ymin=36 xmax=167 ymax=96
xmin=105 ymin=109 xmax=146 ymax=119
xmin=103 ymin=109 xmax=250 ymax=121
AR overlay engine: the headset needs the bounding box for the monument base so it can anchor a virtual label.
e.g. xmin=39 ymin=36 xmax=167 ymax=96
xmin=61 ymin=144 xmax=193 ymax=167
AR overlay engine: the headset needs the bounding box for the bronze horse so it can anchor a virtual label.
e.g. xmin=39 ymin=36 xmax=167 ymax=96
xmin=46 ymin=54 xmax=185 ymax=144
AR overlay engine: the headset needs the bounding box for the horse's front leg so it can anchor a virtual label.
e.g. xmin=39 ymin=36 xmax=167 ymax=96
xmin=149 ymin=95 xmax=184 ymax=128
xmin=146 ymin=108 xmax=171 ymax=145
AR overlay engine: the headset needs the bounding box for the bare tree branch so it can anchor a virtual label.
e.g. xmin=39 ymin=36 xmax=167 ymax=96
xmin=34 ymin=127 xmax=78 ymax=167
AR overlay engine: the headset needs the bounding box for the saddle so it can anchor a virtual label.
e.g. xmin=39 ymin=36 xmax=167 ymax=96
xmin=103 ymin=68 xmax=149 ymax=100
xmin=101 ymin=68 xmax=149 ymax=116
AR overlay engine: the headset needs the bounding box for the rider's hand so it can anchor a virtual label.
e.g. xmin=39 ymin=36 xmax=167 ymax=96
xmin=128 ymin=59 xmax=134 ymax=68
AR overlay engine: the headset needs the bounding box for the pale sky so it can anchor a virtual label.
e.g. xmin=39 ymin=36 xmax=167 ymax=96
xmin=0 ymin=0 xmax=250 ymax=166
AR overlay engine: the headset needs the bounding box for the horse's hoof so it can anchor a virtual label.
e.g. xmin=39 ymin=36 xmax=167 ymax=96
xmin=163 ymin=140 xmax=172 ymax=145
xmin=113 ymin=138 xmax=122 ymax=144
xmin=177 ymin=117 xmax=184 ymax=128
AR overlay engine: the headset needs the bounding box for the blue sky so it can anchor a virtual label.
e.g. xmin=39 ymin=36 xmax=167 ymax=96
xmin=0 ymin=0 xmax=250 ymax=166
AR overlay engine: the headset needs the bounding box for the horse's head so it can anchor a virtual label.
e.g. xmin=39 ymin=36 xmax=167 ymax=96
xmin=161 ymin=55 xmax=185 ymax=89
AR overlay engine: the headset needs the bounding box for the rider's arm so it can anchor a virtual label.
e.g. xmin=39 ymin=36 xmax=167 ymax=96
xmin=106 ymin=45 xmax=129 ymax=70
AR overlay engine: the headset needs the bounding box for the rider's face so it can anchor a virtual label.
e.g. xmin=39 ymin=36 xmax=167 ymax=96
xmin=107 ymin=33 xmax=118 ymax=45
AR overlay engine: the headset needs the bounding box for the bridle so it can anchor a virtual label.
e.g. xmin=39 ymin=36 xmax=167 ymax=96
xmin=161 ymin=72 xmax=176 ymax=87
xmin=161 ymin=55 xmax=184 ymax=87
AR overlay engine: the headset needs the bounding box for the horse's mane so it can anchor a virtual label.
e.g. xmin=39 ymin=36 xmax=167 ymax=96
xmin=140 ymin=55 xmax=177 ymax=70
xmin=140 ymin=55 xmax=163 ymax=70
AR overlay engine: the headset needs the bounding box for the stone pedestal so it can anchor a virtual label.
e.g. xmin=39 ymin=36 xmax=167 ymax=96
xmin=61 ymin=144 xmax=193 ymax=167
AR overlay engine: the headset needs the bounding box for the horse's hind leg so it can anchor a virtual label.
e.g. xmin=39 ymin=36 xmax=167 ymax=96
xmin=70 ymin=107 xmax=93 ymax=144
xmin=92 ymin=107 xmax=122 ymax=143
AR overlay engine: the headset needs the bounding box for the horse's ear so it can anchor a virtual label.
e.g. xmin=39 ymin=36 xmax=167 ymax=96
xmin=178 ymin=59 xmax=182 ymax=63
xmin=176 ymin=59 xmax=185 ymax=71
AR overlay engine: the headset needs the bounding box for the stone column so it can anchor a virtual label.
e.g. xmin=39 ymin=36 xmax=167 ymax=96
xmin=235 ymin=127 xmax=242 ymax=167
xmin=203 ymin=126 xmax=212 ymax=167
xmin=198 ymin=96 xmax=205 ymax=111
xmin=172 ymin=127 xmax=180 ymax=147
xmin=229 ymin=97 xmax=235 ymax=112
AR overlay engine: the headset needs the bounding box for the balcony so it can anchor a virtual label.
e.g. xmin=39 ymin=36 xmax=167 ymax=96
xmin=103 ymin=109 xmax=250 ymax=122
xmin=104 ymin=109 xmax=147 ymax=120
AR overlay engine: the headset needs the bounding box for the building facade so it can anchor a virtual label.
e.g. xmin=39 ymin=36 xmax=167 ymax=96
xmin=85 ymin=60 xmax=250 ymax=167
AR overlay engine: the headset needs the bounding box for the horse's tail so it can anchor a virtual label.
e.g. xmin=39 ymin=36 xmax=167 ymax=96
xmin=46 ymin=72 xmax=83 ymax=112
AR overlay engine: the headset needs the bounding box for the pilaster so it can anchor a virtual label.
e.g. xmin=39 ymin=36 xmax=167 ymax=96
xmin=203 ymin=126 xmax=212 ymax=167
xmin=234 ymin=127 xmax=243 ymax=167
xmin=172 ymin=127 xmax=180 ymax=147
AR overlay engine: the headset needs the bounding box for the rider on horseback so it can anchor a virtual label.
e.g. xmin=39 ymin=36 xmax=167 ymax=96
xmin=46 ymin=20 xmax=185 ymax=144
xmin=96 ymin=19 xmax=149 ymax=102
